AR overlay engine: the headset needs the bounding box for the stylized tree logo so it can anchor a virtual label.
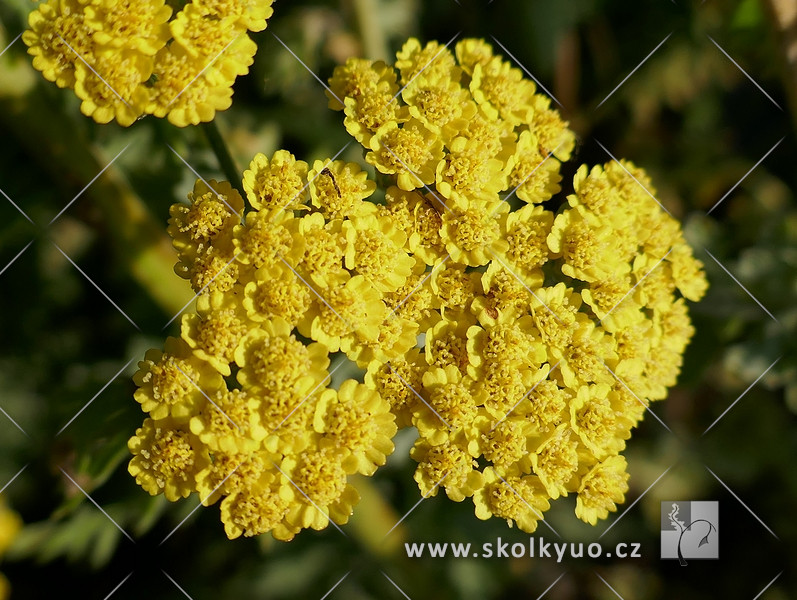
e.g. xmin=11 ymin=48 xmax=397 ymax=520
xmin=668 ymin=503 xmax=717 ymax=566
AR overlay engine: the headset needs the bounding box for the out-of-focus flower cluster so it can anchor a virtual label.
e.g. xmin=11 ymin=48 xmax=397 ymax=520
xmin=327 ymin=38 xmax=708 ymax=530
xmin=0 ymin=496 xmax=21 ymax=600
xmin=129 ymin=153 xmax=401 ymax=539
xmin=23 ymin=0 xmax=273 ymax=126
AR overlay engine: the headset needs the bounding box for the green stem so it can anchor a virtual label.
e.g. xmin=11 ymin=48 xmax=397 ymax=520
xmin=201 ymin=121 xmax=243 ymax=192
xmin=351 ymin=0 xmax=389 ymax=61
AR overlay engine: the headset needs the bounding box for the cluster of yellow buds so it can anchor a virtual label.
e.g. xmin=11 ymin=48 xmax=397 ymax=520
xmin=0 ymin=496 xmax=21 ymax=599
xmin=327 ymin=38 xmax=708 ymax=530
xmin=23 ymin=0 xmax=274 ymax=126
xmin=129 ymin=153 xmax=402 ymax=539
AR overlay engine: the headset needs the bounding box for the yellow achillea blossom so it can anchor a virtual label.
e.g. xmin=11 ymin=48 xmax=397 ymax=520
xmin=328 ymin=38 xmax=707 ymax=532
xmin=131 ymin=151 xmax=402 ymax=539
xmin=0 ymin=496 xmax=21 ymax=600
xmin=23 ymin=0 xmax=273 ymax=126
xmin=131 ymin=37 xmax=707 ymax=540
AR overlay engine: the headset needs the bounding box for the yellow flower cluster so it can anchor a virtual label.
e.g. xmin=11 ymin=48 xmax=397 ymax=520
xmin=328 ymin=38 xmax=708 ymax=530
xmin=131 ymin=36 xmax=707 ymax=540
xmin=23 ymin=0 xmax=273 ymax=126
xmin=129 ymin=152 xmax=401 ymax=539
xmin=0 ymin=496 xmax=21 ymax=600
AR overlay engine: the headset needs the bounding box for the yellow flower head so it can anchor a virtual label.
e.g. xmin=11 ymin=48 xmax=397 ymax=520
xmin=24 ymin=0 xmax=269 ymax=126
xmin=243 ymin=150 xmax=310 ymax=213
xmin=281 ymin=450 xmax=359 ymax=530
xmin=523 ymin=380 xmax=571 ymax=433
xmin=473 ymin=469 xmax=550 ymax=532
xmin=346 ymin=315 xmax=419 ymax=368
xmin=73 ymin=48 xmax=153 ymax=126
xmin=364 ymin=349 xmax=425 ymax=427
xmin=234 ymin=210 xmax=299 ymax=272
xmin=444 ymin=107 xmax=516 ymax=161
xmin=381 ymin=187 xmax=447 ymax=265
xmin=470 ymin=56 xmax=536 ymax=125
xmin=343 ymin=215 xmax=415 ymax=293
xmin=531 ymin=424 xmax=580 ymax=500
xmin=193 ymin=448 xmax=272 ymax=506
xmin=424 ymin=315 xmax=473 ymax=372
xmin=503 ymin=203 xmax=554 ymax=274
xmin=84 ymin=0 xmax=172 ymax=55
xmin=441 ymin=204 xmax=508 ymax=267
xmin=476 ymin=362 xmax=542 ymax=418
xmin=235 ymin=319 xmax=330 ymax=397
xmin=435 ymin=139 xmax=509 ymax=205
xmin=395 ymin=38 xmax=460 ymax=85
xmin=411 ymin=435 xmax=483 ymax=502
xmin=366 ymin=119 xmax=445 ymax=192
xmin=192 ymin=0 xmax=275 ymax=33
xmin=575 ymin=455 xmax=630 ymax=525
xmin=548 ymin=206 xmax=628 ymax=283
xmin=466 ymin=321 xmax=546 ymax=373
xmin=148 ymin=46 xmax=236 ymax=126
xmin=24 ymin=0 xmax=98 ymax=90
xmin=133 ymin=337 xmax=226 ymax=421
xmin=220 ymin=476 xmax=292 ymax=539
xmin=478 ymin=417 xmax=534 ymax=474
xmin=128 ymin=417 xmax=206 ymax=501
xmin=190 ymin=388 xmax=268 ymax=454
xmin=383 ymin=259 xmax=439 ymax=328
xmin=295 ymin=212 xmax=348 ymax=288
xmin=307 ymin=160 xmax=377 ymax=219
xmin=569 ymin=384 xmax=622 ymax=459
xmin=314 ymin=380 xmax=397 ymax=476
xmin=181 ymin=291 xmax=248 ymax=376
xmin=509 ymin=130 xmax=563 ymax=204
xmin=531 ymin=94 xmax=576 ymax=160
xmin=455 ymin=38 xmax=495 ymax=76
xmin=402 ymin=72 xmax=476 ymax=134
xmin=303 ymin=275 xmax=387 ymax=352
xmin=343 ymin=93 xmax=408 ymax=147
xmin=327 ymin=57 xmax=399 ymax=110
xmin=419 ymin=365 xmax=479 ymax=436
xmin=430 ymin=261 xmax=480 ymax=316
xmin=169 ymin=179 xmax=244 ymax=280
xmin=471 ymin=261 xmax=536 ymax=326
xmin=242 ymin=262 xmax=313 ymax=327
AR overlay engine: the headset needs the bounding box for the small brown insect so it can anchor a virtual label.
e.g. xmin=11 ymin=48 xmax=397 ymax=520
xmin=321 ymin=167 xmax=341 ymax=197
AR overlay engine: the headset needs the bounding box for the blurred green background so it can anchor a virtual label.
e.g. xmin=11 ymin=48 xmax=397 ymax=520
xmin=1 ymin=0 xmax=796 ymax=598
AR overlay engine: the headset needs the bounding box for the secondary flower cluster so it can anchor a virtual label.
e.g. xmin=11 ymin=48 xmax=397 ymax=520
xmin=327 ymin=38 xmax=708 ymax=530
xmin=129 ymin=154 xmax=401 ymax=539
xmin=0 ymin=496 xmax=21 ymax=600
xmin=23 ymin=0 xmax=273 ymax=126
